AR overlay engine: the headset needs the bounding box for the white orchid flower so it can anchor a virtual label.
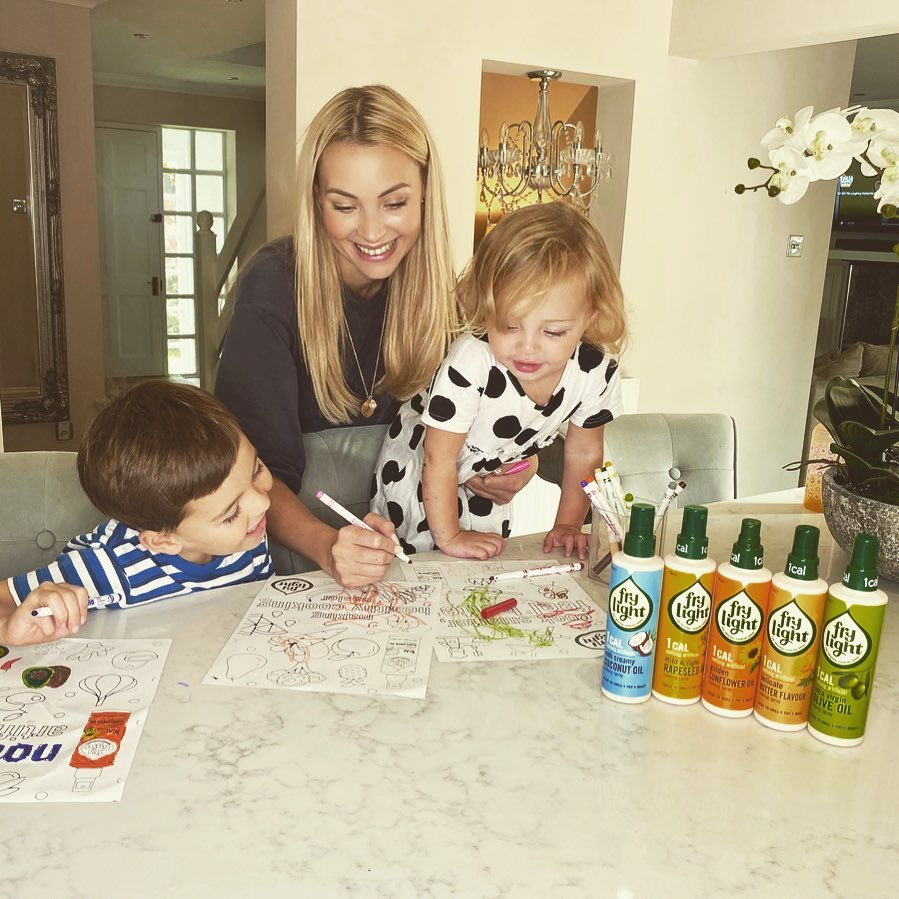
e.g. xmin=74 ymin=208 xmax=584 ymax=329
xmin=873 ymin=158 xmax=899 ymax=214
xmin=794 ymin=111 xmax=859 ymax=181
xmin=866 ymin=136 xmax=899 ymax=172
xmin=761 ymin=106 xmax=813 ymax=151
xmin=768 ymin=147 xmax=812 ymax=204
xmin=850 ymin=108 xmax=899 ymax=175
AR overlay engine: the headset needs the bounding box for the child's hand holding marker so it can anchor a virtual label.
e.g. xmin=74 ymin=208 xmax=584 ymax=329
xmin=0 ymin=580 xmax=89 ymax=647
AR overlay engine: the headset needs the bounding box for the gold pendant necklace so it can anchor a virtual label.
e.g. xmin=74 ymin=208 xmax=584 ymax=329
xmin=345 ymin=305 xmax=387 ymax=418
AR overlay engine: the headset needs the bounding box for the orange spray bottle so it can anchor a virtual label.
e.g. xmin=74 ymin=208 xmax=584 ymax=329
xmin=753 ymin=525 xmax=828 ymax=731
xmin=701 ymin=518 xmax=772 ymax=718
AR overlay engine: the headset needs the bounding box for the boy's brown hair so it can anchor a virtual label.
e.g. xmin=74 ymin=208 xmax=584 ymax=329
xmin=77 ymin=380 xmax=243 ymax=533
xmin=455 ymin=201 xmax=627 ymax=355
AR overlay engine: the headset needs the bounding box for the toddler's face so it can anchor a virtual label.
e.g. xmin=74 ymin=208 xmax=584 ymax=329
xmin=171 ymin=435 xmax=273 ymax=563
xmin=487 ymin=278 xmax=594 ymax=404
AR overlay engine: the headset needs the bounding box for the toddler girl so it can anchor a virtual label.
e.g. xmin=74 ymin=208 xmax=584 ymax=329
xmin=371 ymin=201 xmax=627 ymax=559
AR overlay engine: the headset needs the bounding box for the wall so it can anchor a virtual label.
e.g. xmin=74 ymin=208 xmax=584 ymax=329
xmin=269 ymin=0 xmax=855 ymax=497
xmin=0 ymin=0 xmax=105 ymax=452
xmin=93 ymin=84 xmax=267 ymax=259
xmin=671 ymin=0 xmax=899 ymax=58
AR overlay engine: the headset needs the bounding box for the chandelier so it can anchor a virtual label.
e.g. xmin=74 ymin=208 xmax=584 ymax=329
xmin=477 ymin=69 xmax=611 ymax=222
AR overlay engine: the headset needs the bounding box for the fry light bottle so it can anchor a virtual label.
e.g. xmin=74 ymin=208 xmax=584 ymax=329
xmin=652 ymin=505 xmax=717 ymax=705
xmin=753 ymin=525 xmax=828 ymax=731
xmin=701 ymin=518 xmax=772 ymax=718
xmin=808 ymin=533 xmax=888 ymax=747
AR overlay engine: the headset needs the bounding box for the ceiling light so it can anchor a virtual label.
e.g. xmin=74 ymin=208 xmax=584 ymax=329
xmin=132 ymin=33 xmax=149 ymax=39
xmin=477 ymin=69 xmax=611 ymax=220
xmin=227 ymin=76 xmax=239 ymax=81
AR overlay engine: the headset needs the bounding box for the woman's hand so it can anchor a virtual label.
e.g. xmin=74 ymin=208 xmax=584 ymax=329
xmin=327 ymin=512 xmax=402 ymax=589
xmin=464 ymin=457 xmax=538 ymax=506
xmin=543 ymin=524 xmax=589 ymax=560
xmin=437 ymin=530 xmax=505 ymax=560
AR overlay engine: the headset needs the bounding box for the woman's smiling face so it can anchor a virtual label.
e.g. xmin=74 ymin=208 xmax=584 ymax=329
xmin=316 ymin=142 xmax=424 ymax=298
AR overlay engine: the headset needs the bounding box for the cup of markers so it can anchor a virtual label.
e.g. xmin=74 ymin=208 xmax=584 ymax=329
xmin=584 ymin=468 xmax=682 ymax=584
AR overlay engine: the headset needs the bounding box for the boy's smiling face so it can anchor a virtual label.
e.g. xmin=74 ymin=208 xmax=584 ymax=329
xmin=158 ymin=436 xmax=273 ymax=563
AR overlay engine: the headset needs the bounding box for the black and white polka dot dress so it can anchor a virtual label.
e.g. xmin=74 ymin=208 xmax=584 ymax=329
xmin=371 ymin=333 xmax=622 ymax=553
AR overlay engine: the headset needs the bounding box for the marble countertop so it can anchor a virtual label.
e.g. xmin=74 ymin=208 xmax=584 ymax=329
xmin=4 ymin=498 xmax=897 ymax=898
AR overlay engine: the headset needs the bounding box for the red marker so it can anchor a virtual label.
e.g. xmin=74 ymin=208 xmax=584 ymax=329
xmin=480 ymin=598 xmax=518 ymax=619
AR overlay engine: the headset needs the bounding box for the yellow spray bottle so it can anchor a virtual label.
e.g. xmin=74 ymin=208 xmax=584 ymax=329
xmin=652 ymin=505 xmax=716 ymax=704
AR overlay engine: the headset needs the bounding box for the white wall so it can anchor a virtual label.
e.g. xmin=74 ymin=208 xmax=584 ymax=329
xmin=671 ymin=0 xmax=899 ymax=57
xmin=269 ymin=0 xmax=855 ymax=497
xmin=0 ymin=0 xmax=105 ymax=452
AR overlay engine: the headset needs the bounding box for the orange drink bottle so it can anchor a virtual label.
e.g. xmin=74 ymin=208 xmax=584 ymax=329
xmin=652 ymin=505 xmax=716 ymax=705
xmin=701 ymin=518 xmax=772 ymax=718
xmin=753 ymin=525 xmax=828 ymax=731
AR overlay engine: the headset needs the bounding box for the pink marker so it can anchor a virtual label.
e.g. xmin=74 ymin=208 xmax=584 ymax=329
xmin=501 ymin=460 xmax=531 ymax=476
xmin=315 ymin=490 xmax=413 ymax=564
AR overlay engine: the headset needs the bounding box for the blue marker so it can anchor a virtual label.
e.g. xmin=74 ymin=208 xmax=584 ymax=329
xmin=601 ymin=503 xmax=664 ymax=703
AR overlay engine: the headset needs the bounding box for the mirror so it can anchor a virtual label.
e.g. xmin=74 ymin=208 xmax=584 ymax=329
xmin=0 ymin=51 xmax=68 ymax=425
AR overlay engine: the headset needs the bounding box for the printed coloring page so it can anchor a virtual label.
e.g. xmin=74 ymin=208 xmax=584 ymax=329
xmin=204 ymin=574 xmax=437 ymax=699
xmin=404 ymin=560 xmax=607 ymax=663
xmin=0 ymin=637 xmax=170 ymax=803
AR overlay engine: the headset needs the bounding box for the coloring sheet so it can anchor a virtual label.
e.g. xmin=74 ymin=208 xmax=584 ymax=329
xmin=0 ymin=637 xmax=171 ymax=803
xmin=204 ymin=573 xmax=438 ymax=700
xmin=404 ymin=559 xmax=607 ymax=663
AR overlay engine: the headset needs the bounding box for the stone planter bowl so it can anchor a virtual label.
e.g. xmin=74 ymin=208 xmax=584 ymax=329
xmin=821 ymin=468 xmax=899 ymax=582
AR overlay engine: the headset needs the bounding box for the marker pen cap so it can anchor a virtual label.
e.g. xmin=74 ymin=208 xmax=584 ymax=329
xmin=842 ymin=532 xmax=880 ymax=590
xmin=784 ymin=524 xmax=820 ymax=580
xmin=674 ymin=505 xmax=709 ymax=560
xmin=623 ymin=502 xmax=656 ymax=558
xmin=730 ymin=518 xmax=764 ymax=570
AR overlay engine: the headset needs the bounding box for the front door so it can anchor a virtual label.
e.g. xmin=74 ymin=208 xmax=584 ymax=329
xmin=95 ymin=126 xmax=165 ymax=378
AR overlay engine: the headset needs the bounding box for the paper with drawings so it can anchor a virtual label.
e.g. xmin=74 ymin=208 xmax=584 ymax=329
xmin=404 ymin=559 xmax=607 ymax=663
xmin=204 ymin=573 xmax=437 ymax=699
xmin=0 ymin=637 xmax=170 ymax=803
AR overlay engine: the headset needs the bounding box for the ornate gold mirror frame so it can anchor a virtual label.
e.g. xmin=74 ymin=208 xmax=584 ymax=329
xmin=0 ymin=51 xmax=68 ymax=424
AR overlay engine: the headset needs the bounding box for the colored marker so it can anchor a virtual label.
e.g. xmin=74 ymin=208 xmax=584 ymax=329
xmin=315 ymin=490 xmax=413 ymax=564
xmin=31 ymin=592 xmax=125 ymax=617
xmin=488 ymin=562 xmax=585 ymax=583
xmin=604 ymin=461 xmax=629 ymax=513
xmin=596 ymin=465 xmax=626 ymax=516
xmin=580 ymin=479 xmax=623 ymax=543
xmin=654 ymin=480 xmax=687 ymax=534
xmin=480 ymin=598 xmax=518 ymax=619
xmin=501 ymin=460 xmax=531 ymax=476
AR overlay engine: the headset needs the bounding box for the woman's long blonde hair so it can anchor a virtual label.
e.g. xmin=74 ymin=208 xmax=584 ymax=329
xmin=294 ymin=85 xmax=457 ymax=423
xmin=455 ymin=201 xmax=627 ymax=356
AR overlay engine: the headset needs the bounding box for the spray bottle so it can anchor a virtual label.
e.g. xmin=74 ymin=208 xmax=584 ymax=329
xmin=601 ymin=503 xmax=664 ymax=704
xmin=701 ymin=518 xmax=772 ymax=718
xmin=807 ymin=533 xmax=889 ymax=747
xmin=753 ymin=525 xmax=828 ymax=731
xmin=652 ymin=505 xmax=717 ymax=705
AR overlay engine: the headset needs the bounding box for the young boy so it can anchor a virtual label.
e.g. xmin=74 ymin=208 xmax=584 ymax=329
xmin=0 ymin=380 xmax=273 ymax=647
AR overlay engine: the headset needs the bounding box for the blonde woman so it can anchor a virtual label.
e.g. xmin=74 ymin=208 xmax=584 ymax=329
xmin=217 ymin=85 xmax=534 ymax=587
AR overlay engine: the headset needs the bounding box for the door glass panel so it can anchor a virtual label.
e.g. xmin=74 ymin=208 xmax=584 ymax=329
xmin=167 ymin=338 xmax=197 ymax=375
xmin=195 ymin=130 xmax=223 ymax=170
xmin=162 ymin=171 xmax=192 ymax=211
xmin=196 ymin=174 xmax=224 ymax=214
xmin=162 ymin=128 xmax=191 ymax=170
xmin=165 ymin=256 xmax=194 ymax=294
xmin=167 ymin=297 xmax=196 ymax=335
xmin=164 ymin=214 xmax=194 ymax=254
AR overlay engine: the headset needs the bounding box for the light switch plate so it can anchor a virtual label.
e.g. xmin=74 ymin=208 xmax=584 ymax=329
xmin=787 ymin=234 xmax=804 ymax=257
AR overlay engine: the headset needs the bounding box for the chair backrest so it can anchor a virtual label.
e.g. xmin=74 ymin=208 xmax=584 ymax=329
xmin=0 ymin=451 xmax=103 ymax=578
xmin=604 ymin=412 xmax=737 ymax=506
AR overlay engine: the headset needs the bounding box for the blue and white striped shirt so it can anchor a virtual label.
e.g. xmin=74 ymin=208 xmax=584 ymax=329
xmin=8 ymin=519 xmax=272 ymax=608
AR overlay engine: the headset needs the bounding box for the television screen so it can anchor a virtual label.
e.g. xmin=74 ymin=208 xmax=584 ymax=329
xmin=833 ymin=158 xmax=899 ymax=231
